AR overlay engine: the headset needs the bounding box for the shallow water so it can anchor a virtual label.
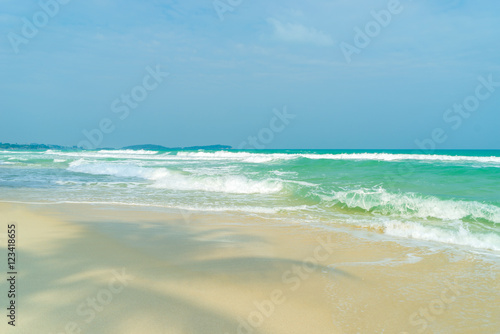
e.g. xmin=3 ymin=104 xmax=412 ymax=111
xmin=1 ymin=148 xmax=499 ymax=253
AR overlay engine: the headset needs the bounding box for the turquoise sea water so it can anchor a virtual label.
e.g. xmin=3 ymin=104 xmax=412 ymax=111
xmin=1 ymin=149 xmax=499 ymax=252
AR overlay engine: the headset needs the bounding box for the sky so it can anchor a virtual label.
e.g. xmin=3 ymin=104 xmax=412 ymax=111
xmin=0 ymin=0 xmax=499 ymax=149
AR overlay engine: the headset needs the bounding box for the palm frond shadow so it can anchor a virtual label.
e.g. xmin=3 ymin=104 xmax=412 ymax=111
xmin=18 ymin=217 xmax=355 ymax=333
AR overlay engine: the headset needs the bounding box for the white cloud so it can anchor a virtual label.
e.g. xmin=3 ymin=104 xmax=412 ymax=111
xmin=267 ymin=18 xmax=334 ymax=47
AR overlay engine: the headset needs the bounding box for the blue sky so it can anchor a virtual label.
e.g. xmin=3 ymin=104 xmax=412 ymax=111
xmin=1 ymin=0 xmax=499 ymax=149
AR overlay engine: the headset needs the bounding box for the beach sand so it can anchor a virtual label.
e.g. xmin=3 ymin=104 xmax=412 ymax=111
xmin=0 ymin=203 xmax=498 ymax=334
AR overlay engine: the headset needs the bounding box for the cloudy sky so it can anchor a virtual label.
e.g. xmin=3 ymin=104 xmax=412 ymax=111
xmin=1 ymin=0 xmax=499 ymax=149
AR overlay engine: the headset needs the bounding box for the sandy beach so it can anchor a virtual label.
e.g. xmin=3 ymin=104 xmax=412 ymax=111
xmin=0 ymin=202 xmax=498 ymax=334
xmin=3 ymin=0 xmax=500 ymax=332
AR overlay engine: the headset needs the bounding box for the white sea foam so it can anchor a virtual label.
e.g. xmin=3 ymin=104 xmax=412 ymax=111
xmin=174 ymin=151 xmax=292 ymax=162
xmin=371 ymin=219 xmax=500 ymax=251
xmin=97 ymin=149 xmax=158 ymax=155
xmin=0 ymin=199 xmax=307 ymax=216
xmin=44 ymin=150 xmax=161 ymax=161
xmin=181 ymin=166 xmax=241 ymax=176
xmin=68 ymin=160 xmax=283 ymax=194
xmin=242 ymin=156 xmax=279 ymax=163
xmin=174 ymin=151 xmax=500 ymax=166
xmin=69 ymin=160 xmax=147 ymax=177
xmin=38 ymin=150 xmax=500 ymax=167
xmin=149 ymin=169 xmax=283 ymax=194
xmin=46 ymin=150 xmax=202 ymax=161
xmin=320 ymin=187 xmax=500 ymax=224
xmin=0 ymin=150 xmax=29 ymax=154
xmin=328 ymin=254 xmax=423 ymax=267
xmin=280 ymin=179 xmax=318 ymax=187
xmin=271 ymin=170 xmax=298 ymax=176
xmin=302 ymin=152 xmax=500 ymax=164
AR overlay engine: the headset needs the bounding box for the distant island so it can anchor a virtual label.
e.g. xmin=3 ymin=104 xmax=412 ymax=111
xmin=0 ymin=143 xmax=79 ymax=151
xmin=0 ymin=142 xmax=232 ymax=151
xmin=122 ymin=144 xmax=232 ymax=151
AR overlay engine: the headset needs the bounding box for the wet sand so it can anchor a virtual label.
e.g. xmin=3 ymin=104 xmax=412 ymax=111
xmin=0 ymin=202 xmax=498 ymax=333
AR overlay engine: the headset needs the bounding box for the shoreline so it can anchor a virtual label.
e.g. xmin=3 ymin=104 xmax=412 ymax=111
xmin=2 ymin=199 xmax=499 ymax=256
xmin=0 ymin=202 xmax=499 ymax=333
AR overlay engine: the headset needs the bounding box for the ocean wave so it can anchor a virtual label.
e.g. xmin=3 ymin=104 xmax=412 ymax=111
xmin=37 ymin=150 xmax=500 ymax=166
xmin=370 ymin=219 xmax=500 ymax=251
xmin=271 ymin=170 xmax=298 ymax=176
xmin=44 ymin=149 xmax=161 ymax=160
xmin=150 ymin=169 xmax=283 ymax=194
xmin=181 ymin=166 xmax=241 ymax=176
xmin=173 ymin=151 xmax=500 ymax=166
xmin=175 ymin=151 xmax=292 ymax=163
xmin=97 ymin=149 xmax=159 ymax=155
xmin=302 ymin=152 xmax=500 ymax=164
xmin=67 ymin=160 xmax=283 ymax=195
xmin=320 ymin=187 xmax=500 ymax=224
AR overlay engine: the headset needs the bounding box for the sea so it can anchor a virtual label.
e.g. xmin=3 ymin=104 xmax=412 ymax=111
xmin=1 ymin=149 xmax=499 ymax=254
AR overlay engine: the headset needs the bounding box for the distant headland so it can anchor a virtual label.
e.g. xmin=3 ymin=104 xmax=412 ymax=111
xmin=0 ymin=142 xmax=232 ymax=151
xmin=122 ymin=144 xmax=232 ymax=151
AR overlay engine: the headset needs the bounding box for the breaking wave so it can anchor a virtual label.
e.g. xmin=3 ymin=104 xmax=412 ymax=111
xmin=68 ymin=160 xmax=283 ymax=194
